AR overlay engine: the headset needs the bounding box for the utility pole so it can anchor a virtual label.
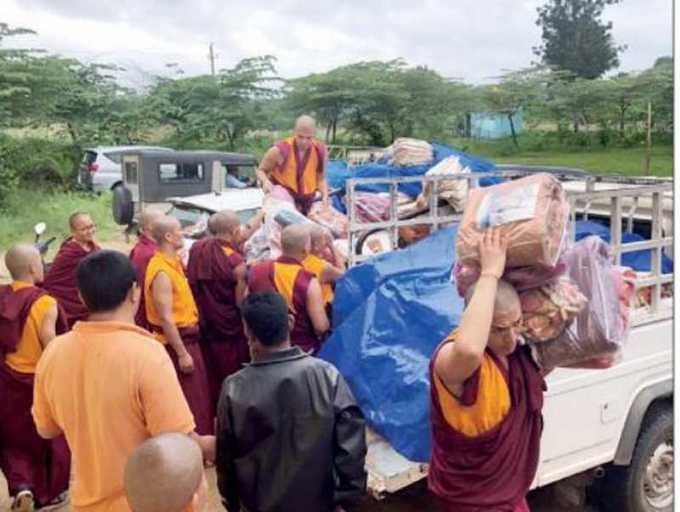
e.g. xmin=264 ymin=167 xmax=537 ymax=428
xmin=644 ymin=100 xmax=652 ymax=176
xmin=208 ymin=42 xmax=216 ymax=76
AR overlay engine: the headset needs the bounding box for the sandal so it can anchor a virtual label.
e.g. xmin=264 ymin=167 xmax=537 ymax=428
xmin=35 ymin=491 xmax=69 ymax=511
xmin=11 ymin=489 xmax=35 ymax=512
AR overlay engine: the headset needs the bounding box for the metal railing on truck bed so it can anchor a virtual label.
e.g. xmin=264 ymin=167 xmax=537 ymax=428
xmin=344 ymin=170 xmax=673 ymax=317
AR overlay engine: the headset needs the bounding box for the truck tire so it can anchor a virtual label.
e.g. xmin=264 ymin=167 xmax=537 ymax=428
xmin=112 ymin=185 xmax=134 ymax=226
xmin=599 ymin=405 xmax=673 ymax=512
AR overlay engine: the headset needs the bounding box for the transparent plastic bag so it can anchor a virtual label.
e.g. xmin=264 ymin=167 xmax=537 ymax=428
xmin=530 ymin=237 xmax=632 ymax=369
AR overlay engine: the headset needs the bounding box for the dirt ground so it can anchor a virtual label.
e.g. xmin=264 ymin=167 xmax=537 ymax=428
xmin=0 ymin=469 xmax=601 ymax=511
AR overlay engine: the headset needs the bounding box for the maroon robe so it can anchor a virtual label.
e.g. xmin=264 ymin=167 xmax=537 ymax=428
xmin=248 ymin=256 xmax=321 ymax=354
xmin=187 ymin=237 xmax=249 ymax=402
xmin=43 ymin=238 xmax=100 ymax=328
xmin=161 ymin=325 xmax=214 ymax=435
xmin=129 ymin=234 xmax=157 ymax=330
xmin=429 ymin=345 xmax=545 ymax=512
xmin=0 ymin=285 xmax=70 ymax=506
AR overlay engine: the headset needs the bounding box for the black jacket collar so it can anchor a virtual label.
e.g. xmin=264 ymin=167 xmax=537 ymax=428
xmin=249 ymin=346 xmax=309 ymax=366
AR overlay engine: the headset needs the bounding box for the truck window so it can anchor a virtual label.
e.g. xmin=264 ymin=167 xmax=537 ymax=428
xmin=159 ymin=162 xmax=205 ymax=183
xmin=125 ymin=161 xmax=139 ymax=185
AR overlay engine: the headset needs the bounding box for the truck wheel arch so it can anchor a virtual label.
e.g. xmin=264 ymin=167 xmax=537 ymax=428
xmin=613 ymin=379 xmax=672 ymax=466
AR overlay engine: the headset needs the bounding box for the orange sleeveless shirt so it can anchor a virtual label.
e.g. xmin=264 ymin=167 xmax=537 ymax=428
xmin=271 ymin=137 xmax=322 ymax=196
xmin=144 ymin=251 xmax=199 ymax=343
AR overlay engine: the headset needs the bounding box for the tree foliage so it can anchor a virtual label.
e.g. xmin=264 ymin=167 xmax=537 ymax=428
xmin=534 ymin=0 xmax=625 ymax=79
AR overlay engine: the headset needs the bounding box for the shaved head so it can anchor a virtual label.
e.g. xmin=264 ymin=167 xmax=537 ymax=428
xmin=139 ymin=209 xmax=164 ymax=234
xmin=465 ymin=279 xmax=521 ymax=325
xmin=294 ymin=115 xmax=316 ymax=131
xmin=5 ymin=244 xmax=41 ymax=281
xmin=281 ymin=224 xmax=310 ymax=257
xmin=208 ymin=209 xmax=241 ymax=236
xmin=151 ymin=215 xmax=181 ymax=245
xmin=124 ymin=433 xmax=203 ymax=512
xmin=308 ymin=224 xmax=327 ymax=244
xmin=69 ymin=211 xmax=90 ymax=231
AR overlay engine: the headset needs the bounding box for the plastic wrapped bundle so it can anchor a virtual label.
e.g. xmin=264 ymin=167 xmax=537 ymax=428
xmin=453 ymin=259 xmax=567 ymax=298
xmin=456 ymin=174 xmax=569 ymax=268
xmin=308 ymin=202 xmax=349 ymax=239
xmin=244 ymin=197 xmax=310 ymax=263
xmin=351 ymin=192 xmax=391 ymax=223
xmin=416 ymin=156 xmax=470 ymax=212
xmin=530 ymin=237 xmax=632 ymax=369
xmin=519 ymin=277 xmax=587 ymax=343
xmin=385 ymin=138 xmax=434 ymax=167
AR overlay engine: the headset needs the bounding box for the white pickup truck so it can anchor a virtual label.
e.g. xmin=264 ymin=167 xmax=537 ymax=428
xmin=342 ymin=170 xmax=673 ymax=512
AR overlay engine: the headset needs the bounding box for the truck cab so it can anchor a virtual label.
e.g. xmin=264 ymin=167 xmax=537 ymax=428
xmin=112 ymin=149 xmax=262 ymax=231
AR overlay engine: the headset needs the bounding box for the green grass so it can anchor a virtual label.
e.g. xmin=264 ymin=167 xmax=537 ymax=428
xmin=0 ymin=190 xmax=120 ymax=251
xmin=449 ymin=139 xmax=673 ymax=177
xmin=493 ymin=147 xmax=673 ymax=177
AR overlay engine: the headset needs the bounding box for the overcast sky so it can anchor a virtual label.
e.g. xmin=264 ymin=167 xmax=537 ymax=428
xmin=1 ymin=0 xmax=673 ymax=87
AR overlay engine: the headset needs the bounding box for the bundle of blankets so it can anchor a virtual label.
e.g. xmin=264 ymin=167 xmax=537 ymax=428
xmin=455 ymin=173 xmax=634 ymax=370
xmin=385 ymin=138 xmax=434 ymax=167
xmin=244 ymin=185 xmax=349 ymax=263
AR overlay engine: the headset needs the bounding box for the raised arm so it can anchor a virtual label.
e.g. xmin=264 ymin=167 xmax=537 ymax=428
xmin=434 ymin=229 xmax=507 ymax=393
xmin=255 ymin=147 xmax=282 ymax=195
xmin=151 ymin=271 xmax=194 ymax=374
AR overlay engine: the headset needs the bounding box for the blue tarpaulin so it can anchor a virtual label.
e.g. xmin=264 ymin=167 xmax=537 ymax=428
xmin=319 ymin=219 xmax=672 ymax=464
xmin=575 ymin=220 xmax=673 ymax=274
xmin=319 ymin=226 xmax=463 ymax=462
xmin=327 ymin=142 xmax=500 ymax=202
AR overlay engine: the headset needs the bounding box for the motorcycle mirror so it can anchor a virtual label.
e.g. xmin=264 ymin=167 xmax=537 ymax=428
xmin=34 ymin=222 xmax=46 ymax=236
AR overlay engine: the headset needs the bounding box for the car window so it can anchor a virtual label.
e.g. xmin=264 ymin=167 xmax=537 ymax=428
xmin=159 ymin=162 xmax=205 ymax=183
xmin=103 ymin=152 xmax=123 ymax=164
xmin=82 ymin=151 xmax=97 ymax=165
xmin=223 ymin=164 xmax=256 ymax=185
xmin=124 ymin=161 xmax=139 ymax=185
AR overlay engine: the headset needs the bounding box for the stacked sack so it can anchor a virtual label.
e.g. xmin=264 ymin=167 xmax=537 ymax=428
xmin=415 ymin=156 xmax=470 ymax=212
xmin=385 ymin=138 xmax=434 ymax=167
xmin=455 ymin=173 xmax=633 ymax=370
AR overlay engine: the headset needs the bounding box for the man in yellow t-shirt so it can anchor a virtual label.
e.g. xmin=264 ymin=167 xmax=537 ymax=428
xmin=0 ymin=244 xmax=70 ymax=511
xmin=33 ymin=250 xmax=215 ymax=512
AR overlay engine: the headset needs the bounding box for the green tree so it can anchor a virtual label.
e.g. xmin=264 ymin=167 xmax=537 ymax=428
xmin=150 ymin=55 xmax=280 ymax=149
xmin=534 ymin=0 xmax=625 ymax=79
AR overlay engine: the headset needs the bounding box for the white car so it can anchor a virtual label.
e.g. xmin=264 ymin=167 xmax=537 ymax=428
xmin=78 ymin=145 xmax=173 ymax=193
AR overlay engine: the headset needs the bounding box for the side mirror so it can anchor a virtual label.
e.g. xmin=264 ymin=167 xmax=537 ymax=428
xmin=34 ymin=222 xmax=46 ymax=236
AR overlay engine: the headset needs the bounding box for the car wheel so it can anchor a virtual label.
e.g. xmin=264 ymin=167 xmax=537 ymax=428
xmin=599 ymin=404 xmax=673 ymax=512
xmin=112 ymin=184 xmax=134 ymax=226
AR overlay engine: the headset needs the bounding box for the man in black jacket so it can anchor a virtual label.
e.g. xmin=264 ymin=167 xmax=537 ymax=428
xmin=216 ymin=291 xmax=367 ymax=512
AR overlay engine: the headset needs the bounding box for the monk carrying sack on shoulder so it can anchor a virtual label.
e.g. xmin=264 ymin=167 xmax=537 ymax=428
xmin=429 ymin=228 xmax=547 ymax=512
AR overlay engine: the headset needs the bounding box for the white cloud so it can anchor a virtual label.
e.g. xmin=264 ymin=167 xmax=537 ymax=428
xmin=1 ymin=0 xmax=673 ymax=86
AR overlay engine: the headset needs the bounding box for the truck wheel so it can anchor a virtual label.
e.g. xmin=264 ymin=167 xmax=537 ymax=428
xmin=600 ymin=406 xmax=673 ymax=512
xmin=112 ymin=185 xmax=134 ymax=226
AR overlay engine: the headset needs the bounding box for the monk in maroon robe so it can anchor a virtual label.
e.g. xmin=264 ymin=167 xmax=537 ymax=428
xmin=429 ymin=229 xmax=546 ymax=512
xmin=187 ymin=210 xmax=255 ymax=402
xmin=129 ymin=209 xmax=163 ymax=330
xmin=247 ymin=224 xmax=329 ymax=354
xmin=0 ymin=244 xmax=70 ymax=511
xmin=43 ymin=211 xmax=100 ymax=328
